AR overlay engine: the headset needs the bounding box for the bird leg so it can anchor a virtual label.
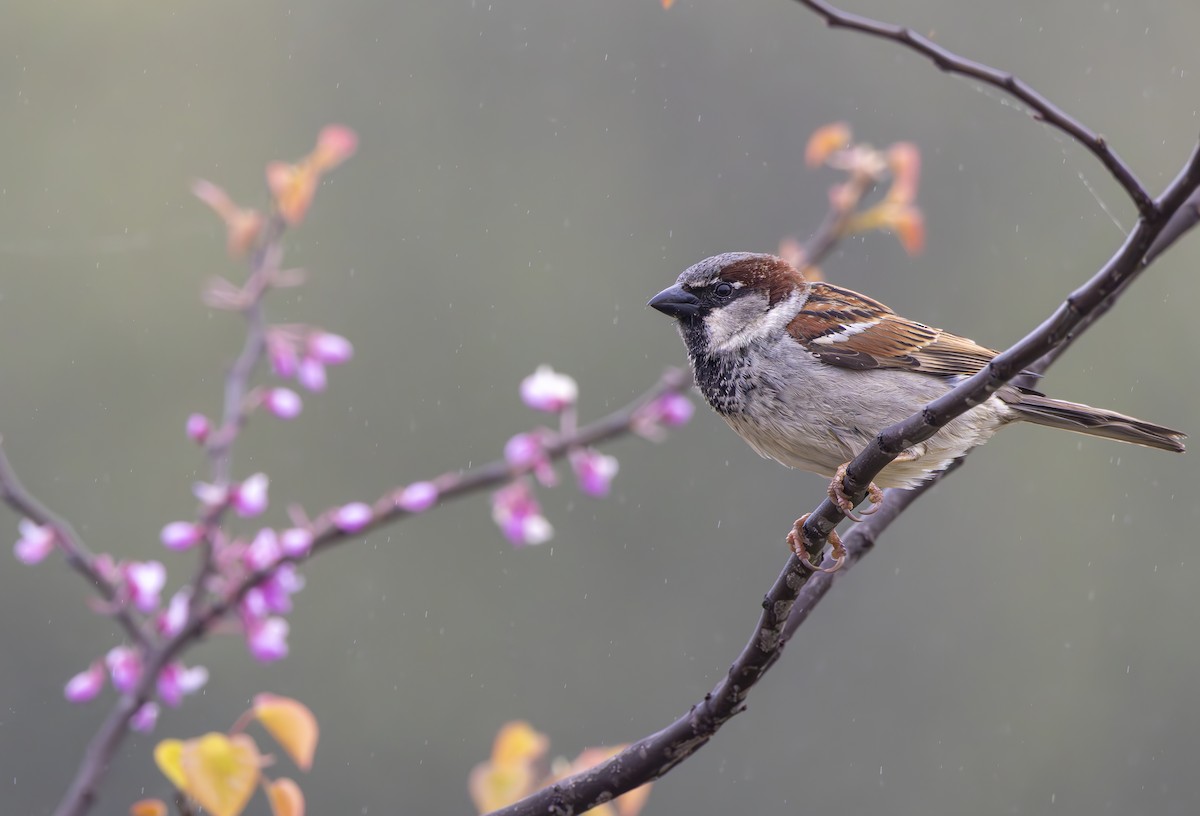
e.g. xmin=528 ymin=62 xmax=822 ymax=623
xmin=788 ymin=514 xmax=846 ymax=573
xmin=828 ymin=462 xmax=885 ymax=522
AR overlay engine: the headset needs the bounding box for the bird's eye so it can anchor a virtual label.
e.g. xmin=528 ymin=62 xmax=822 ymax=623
xmin=713 ymin=282 xmax=734 ymax=298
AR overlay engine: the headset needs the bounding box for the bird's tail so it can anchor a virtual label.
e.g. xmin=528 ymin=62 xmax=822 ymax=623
xmin=1005 ymin=391 xmax=1186 ymax=452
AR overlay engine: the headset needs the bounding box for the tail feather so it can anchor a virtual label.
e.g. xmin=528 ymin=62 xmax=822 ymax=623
xmin=1005 ymin=391 xmax=1186 ymax=453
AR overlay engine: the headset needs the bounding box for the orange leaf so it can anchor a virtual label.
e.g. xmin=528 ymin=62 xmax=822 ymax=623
xmin=180 ymin=732 xmax=261 ymax=816
xmin=253 ymin=694 xmax=319 ymax=772
xmin=266 ymin=777 xmax=306 ymax=816
xmin=311 ymin=125 xmax=359 ymax=173
xmin=192 ymin=179 xmax=239 ymax=222
xmin=153 ymin=739 xmax=187 ymax=791
xmin=662 ymin=0 xmax=675 ymax=8
xmin=886 ymin=142 xmax=921 ymax=205
xmin=192 ymin=179 xmax=263 ymax=256
xmin=805 ymin=122 xmax=852 ymax=167
xmin=129 ymin=799 xmax=168 ymax=816
xmin=266 ymin=161 xmax=318 ymax=226
xmin=890 ymin=205 xmax=926 ymax=255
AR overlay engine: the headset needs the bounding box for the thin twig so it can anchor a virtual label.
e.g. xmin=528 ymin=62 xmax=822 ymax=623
xmin=794 ymin=0 xmax=1156 ymax=218
xmin=187 ymin=214 xmax=286 ymax=625
xmin=185 ymin=366 xmax=692 ymax=635
xmin=0 ymin=445 xmax=151 ymax=649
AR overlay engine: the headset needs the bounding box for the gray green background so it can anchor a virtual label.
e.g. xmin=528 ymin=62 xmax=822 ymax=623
xmin=3 ymin=2 xmax=1199 ymax=815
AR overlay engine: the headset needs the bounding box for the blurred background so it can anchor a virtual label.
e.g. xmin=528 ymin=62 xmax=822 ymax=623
xmin=3 ymin=1 xmax=1199 ymax=814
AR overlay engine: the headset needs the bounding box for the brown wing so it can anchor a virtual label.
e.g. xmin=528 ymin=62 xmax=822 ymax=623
xmin=787 ymin=282 xmax=998 ymax=378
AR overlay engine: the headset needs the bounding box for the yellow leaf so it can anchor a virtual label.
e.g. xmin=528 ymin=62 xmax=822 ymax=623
xmin=129 ymin=799 xmax=168 ymax=816
xmin=468 ymin=759 xmax=537 ymax=813
xmin=180 ymin=732 xmax=261 ymax=816
xmin=492 ymin=721 xmax=549 ymax=767
xmin=153 ymin=739 xmax=187 ymax=791
xmin=267 ymin=777 xmax=306 ymax=816
xmin=253 ymin=694 xmax=319 ymax=772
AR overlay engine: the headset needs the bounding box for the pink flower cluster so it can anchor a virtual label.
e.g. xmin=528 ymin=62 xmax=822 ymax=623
xmin=490 ymin=366 xmax=691 ymax=546
xmin=268 ymin=327 xmax=354 ymax=396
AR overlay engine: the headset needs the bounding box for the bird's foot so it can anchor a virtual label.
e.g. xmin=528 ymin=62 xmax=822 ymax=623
xmin=788 ymin=514 xmax=846 ymax=573
xmin=828 ymin=462 xmax=885 ymax=522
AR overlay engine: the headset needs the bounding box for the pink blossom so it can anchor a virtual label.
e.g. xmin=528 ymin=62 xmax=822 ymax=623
xmin=297 ymin=357 xmax=327 ymax=392
xmin=130 ymin=702 xmax=159 ymax=733
xmin=160 ymin=521 xmax=203 ymax=552
xmin=105 ymin=646 xmax=142 ymax=694
xmin=64 ymin=661 xmax=106 ymax=703
xmin=504 ymin=433 xmax=557 ymax=486
xmin=570 ymin=448 xmax=619 ymax=497
xmin=244 ymin=528 xmax=282 ymax=572
xmin=14 ymin=519 xmax=55 ymax=565
xmin=247 ymin=616 xmax=290 ymax=662
xmin=519 ymin=365 xmax=578 ymax=413
xmin=491 ymin=480 xmax=554 ymax=547
xmin=280 ymin=527 xmax=313 ymax=558
xmin=396 ymin=481 xmax=439 ymax=514
xmin=242 ymin=587 xmax=269 ymax=619
xmin=652 ymin=392 xmax=694 ymax=426
xmin=185 ymin=413 xmax=211 ymax=444
xmin=268 ymin=332 xmax=300 ymax=378
xmin=333 ymin=502 xmax=373 ymax=533
xmin=306 ymin=331 xmax=354 ymax=365
xmin=633 ymin=392 xmax=695 ymax=440
xmin=232 ymin=473 xmax=269 ymax=517
xmin=192 ymin=481 xmax=230 ymax=509
xmin=264 ymin=387 xmax=303 ymax=419
xmin=157 ymin=662 xmax=209 ymax=707
xmin=157 ymin=590 xmax=190 ymax=638
xmin=122 ymin=560 xmax=166 ymax=612
xmin=260 ymin=564 xmax=305 ymax=614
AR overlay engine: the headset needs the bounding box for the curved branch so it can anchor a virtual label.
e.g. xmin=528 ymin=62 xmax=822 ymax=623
xmin=485 ymin=12 xmax=1200 ymax=815
xmin=488 ymin=143 xmax=1200 ymax=811
xmin=794 ymin=0 xmax=1156 ymax=217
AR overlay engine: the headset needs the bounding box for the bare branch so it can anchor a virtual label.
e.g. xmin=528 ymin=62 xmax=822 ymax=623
xmin=793 ymin=0 xmax=1156 ymax=217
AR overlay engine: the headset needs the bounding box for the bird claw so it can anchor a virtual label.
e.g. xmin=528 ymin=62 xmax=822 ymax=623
xmin=788 ymin=514 xmax=846 ymax=573
xmin=828 ymin=462 xmax=885 ymax=522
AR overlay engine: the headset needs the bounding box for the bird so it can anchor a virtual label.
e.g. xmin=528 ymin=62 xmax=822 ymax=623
xmin=648 ymin=252 xmax=1185 ymax=570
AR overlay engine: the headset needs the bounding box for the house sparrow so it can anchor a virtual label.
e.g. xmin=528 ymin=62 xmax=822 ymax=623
xmin=649 ymin=253 xmax=1185 ymax=568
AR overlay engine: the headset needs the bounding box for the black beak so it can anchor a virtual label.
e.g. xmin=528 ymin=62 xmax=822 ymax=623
xmin=648 ymin=284 xmax=702 ymax=319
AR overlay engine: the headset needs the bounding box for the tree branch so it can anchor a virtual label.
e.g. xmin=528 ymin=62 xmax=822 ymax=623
xmin=793 ymin=0 xmax=1156 ymax=218
xmin=484 ymin=4 xmax=1200 ymax=813
xmin=45 ymin=365 xmax=690 ymax=816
